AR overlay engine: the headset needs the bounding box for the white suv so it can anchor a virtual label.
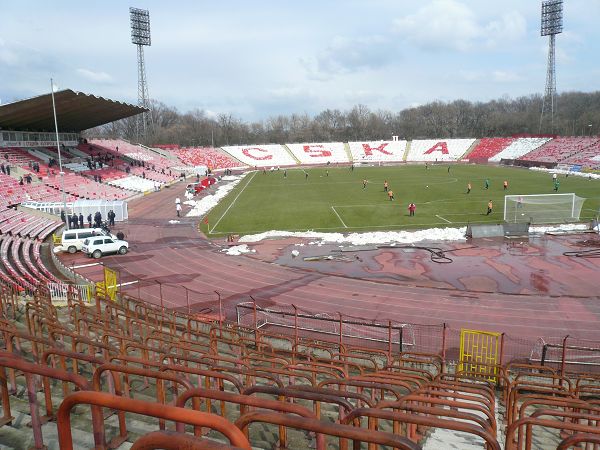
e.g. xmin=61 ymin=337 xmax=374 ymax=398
xmin=82 ymin=236 xmax=129 ymax=259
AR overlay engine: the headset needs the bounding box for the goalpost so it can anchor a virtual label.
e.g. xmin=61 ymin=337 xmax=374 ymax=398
xmin=504 ymin=193 xmax=585 ymax=224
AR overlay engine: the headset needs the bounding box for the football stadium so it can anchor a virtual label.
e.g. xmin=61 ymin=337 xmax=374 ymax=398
xmin=0 ymin=1 xmax=599 ymax=449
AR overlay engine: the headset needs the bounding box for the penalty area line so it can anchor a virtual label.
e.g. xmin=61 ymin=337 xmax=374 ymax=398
xmin=435 ymin=214 xmax=452 ymax=224
xmin=210 ymin=171 xmax=256 ymax=234
xmin=331 ymin=206 xmax=348 ymax=228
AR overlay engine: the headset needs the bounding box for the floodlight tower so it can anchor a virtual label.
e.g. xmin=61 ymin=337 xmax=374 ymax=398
xmin=539 ymin=0 xmax=563 ymax=133
xmin=130 ymin=7 xmax=152 ymax=139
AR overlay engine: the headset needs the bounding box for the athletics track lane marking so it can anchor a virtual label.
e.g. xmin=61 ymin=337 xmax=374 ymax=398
xmin=331 ymin=206 xmax=348 ymax=228
xmin=210 ymin=171 xmax=257 ymax=234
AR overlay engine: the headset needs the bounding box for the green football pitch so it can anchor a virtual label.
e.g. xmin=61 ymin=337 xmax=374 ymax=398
xmin=201 ymin=165 xmax=600 ymax=237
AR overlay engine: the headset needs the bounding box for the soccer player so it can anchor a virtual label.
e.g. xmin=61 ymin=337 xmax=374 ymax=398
xmin=408 ymin=202 xmax=416 ymax=216
xmin=305 ymin=172 xmax=309 ymax=181
xmin=388 ymin=190 xmax=394 ymax=201
xmin=384 ymin=180 xmax=388 ymax=192
xmin=554 ymin=179 xmax=560 ymax=192
xmin=486 ymin=200 xmax=493 ymax=215
xmin=484 ymin=178 xmax=490 ymax=190
xmin=363 ymin=179 xmax=367 ymax=189
xmin=503 ymin=180 xmax=508 ymax=190
xmin=466 ymin=182 xmax=471 ymax=194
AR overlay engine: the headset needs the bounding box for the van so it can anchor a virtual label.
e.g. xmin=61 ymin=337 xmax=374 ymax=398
xmin=61 ymin=228 xmax=114 ymax=254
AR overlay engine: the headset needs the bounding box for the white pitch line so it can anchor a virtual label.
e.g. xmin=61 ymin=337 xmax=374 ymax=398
xmin=331 ymin=206 xmax=348 ymax=228
xmin=210 ymin=171 xmax=256 ymax=233
xmin=435 ymin=214 xmax=452 ymax=224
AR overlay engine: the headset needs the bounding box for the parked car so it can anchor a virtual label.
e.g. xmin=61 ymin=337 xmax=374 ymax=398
xmin=61 ymin=228 xmax=115 ymax=254
xmin=82 ymin=236 xmax=129 ymax=259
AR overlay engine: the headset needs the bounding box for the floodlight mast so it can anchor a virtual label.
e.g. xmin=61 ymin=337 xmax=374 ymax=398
xmin=539 ymin=0 xmax=563 ymax=134
xmin=130 ymin=7 xmax=152 ymax=140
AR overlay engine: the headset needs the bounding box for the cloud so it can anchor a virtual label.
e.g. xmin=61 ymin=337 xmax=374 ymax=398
xmin=491 ymin=70 xmax=522 ymax=83
xmin=302 ymin=35 xmax=396 ymax=79
xmin=393 ymin=0 xmax=526 ymax=52
xmin=76 ymin=68 xmax=114 ymax=84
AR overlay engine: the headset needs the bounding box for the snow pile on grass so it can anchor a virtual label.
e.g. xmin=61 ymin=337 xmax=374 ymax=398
xmin=530 ymin=223 xmax=590 ymax=234
xmin=222 ymin=244 xmax=256 ymax=255
xmin=530 ymin=167 xmax=600 ymax=180
xmin=168 ymin=220 xmax=180 ymax=224
xmin=186 ymin=174 xmax=246 ymax=217
xmin=239 ymin=227 xmax=467 ymax=245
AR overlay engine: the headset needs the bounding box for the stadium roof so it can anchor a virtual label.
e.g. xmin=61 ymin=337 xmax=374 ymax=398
xmin=0 ymin=89 xmax=147 ymax=133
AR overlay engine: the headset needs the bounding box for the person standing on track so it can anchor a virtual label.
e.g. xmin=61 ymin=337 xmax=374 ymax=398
xmin=176 ymin=203 xmax=182 ymax=217
xmin=486 ymin=200 xmax=493 ymax=215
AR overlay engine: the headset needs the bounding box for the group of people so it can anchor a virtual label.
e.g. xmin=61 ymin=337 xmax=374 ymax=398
xmin=0 ymin=163 xmax=11 ymax=175
xmin=60 ymin=210 xmax=116 ymax=229
xmin=27 ymin=161 xmax=41 ymax=173
xmin=381 ymin=180 xmax=417 ymax=216
xmin=19 ymin=174 xmax=34 ymax=185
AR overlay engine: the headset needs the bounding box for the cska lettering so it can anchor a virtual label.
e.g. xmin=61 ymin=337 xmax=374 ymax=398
xmin=424 ymin=142 xmax=449 ymax=155
xmin=362 ymin=143 xmax=393 ymax=156
xmin=242 ymin=147 xmax=273 ymax=160
xmin=303 ymin=145 xmax=332 ymax=158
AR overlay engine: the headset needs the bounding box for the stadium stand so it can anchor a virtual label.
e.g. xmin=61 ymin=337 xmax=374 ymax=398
xmin=221 ymin=144 xmax=297 ymax=167
xmin=91 ymin=139 xmax=176 ymax=170
xmin=286 ymin=142 xmax=350 ymax=164
xmin=0 ymin=173 xmax=78 ymax=205
xmin=406 ymin=139 xmax=476 ymax=161
xmin=107 ymin=175 xmax=161 ymax=193
xmin=44 ymin=173 xmax=135 ymax=200
xmin=488 ymin=137 xmax=551 ymax=162
xmin=466 ymin=138 xmax=515 ymax=162
xmin=519 ymin=137 xmax=600 ymax=167
xmin=349 ymin=140 xmax=407 ymax=162
xmin=0 ymin=286 xmax=598 ymax=449
xmin=174 ymin=147 xmax=244 ymax=169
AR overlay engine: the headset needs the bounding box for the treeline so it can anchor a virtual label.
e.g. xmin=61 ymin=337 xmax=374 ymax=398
xmin=88 ymin=91 xmax=600 ymax=147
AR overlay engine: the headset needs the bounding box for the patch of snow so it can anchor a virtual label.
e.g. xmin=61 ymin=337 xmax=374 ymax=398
xmin=168 ymin=220 xmax=180 ymax=224
xmin=530 ymin=166 xmax=600 ymax=180
xmin=221 ymin=244 xmax=256 ymax=256
xmin=186 ymin=174 xmax=247 ymax=217
xmin=239 ymin=227 xmax=468 ymax=245
xmin=530 ymin=223 xmax=589 ymax=234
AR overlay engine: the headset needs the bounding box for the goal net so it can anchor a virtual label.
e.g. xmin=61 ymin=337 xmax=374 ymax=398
xmin=504 ymin=193 xmax=585 ymax=224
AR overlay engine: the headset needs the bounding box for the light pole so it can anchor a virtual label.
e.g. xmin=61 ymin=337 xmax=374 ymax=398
xmin=51 ymin=78 xmax=68 ymax=229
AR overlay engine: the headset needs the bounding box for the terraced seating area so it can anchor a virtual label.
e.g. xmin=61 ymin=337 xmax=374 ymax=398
xmin=107 ymin=175 xmax=161 ymax=193
xmin=44 ymin=173 xmax=135 ymax=200
xmin=489 ymin=138 xmax=551 ymax=162
xmin=518 ymin=137 xmax=600 ymax=164
xmin=348 ymin=140 xmax=407 ymax=162
xmin=0 ymin=173 xmax=77 ymax=205
xmin=0 ymin=148 xmax=52 ymax=178
xmin=91 ymin=139 xmax=178 ymax=173
xmin=467 ymin=138 xmax=514 ymax=161
xmin=222 ymin=144 xmax=298 ymax=167
xmin=174 ymin=147 xmax=244 ymax=169
xmin=286 ymin=142 xmax=350 ymax=164
xmin=406 ymin=139 xmax=476 ymax=162
xmin=0 ymin=287 xmax=598 ymax=449
xmin=0 ymin=208 xmax=62 ymax=292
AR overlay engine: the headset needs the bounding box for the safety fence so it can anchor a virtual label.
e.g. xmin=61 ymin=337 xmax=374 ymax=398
xmin=47 ymin=283 xmax=95 ymax=306
xmin=234 ymin=300 xmax=600 ymax=373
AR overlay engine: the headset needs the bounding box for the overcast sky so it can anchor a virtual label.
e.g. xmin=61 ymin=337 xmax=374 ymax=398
xmin=1 ymin=0 xmax=598 ymax=121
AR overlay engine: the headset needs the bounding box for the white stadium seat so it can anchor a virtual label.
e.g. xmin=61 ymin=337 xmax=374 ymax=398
xmin=286 ymin=142 xmax=349 ymax=164
xmin=348 ymin=141 xmax=407 ymax=162
xmin=488 ymin=137 xmax=551 ymax=162
xmin=406 ymin=139 xmax=475 ymax=162
xmin=221 ymin=145 xmax=297 ymax=167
